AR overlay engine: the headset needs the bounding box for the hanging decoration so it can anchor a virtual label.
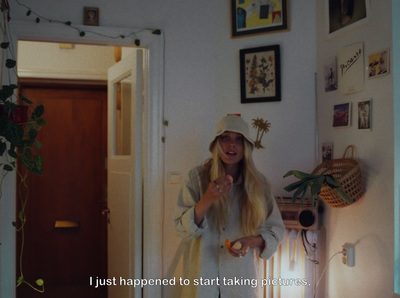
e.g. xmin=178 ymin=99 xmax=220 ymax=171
xmin=251 ymin=117 xmax=271 ymax=149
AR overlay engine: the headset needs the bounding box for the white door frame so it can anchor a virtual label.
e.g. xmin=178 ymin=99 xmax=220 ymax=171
xmin=0 ymin=20 xmax=164 ymax=298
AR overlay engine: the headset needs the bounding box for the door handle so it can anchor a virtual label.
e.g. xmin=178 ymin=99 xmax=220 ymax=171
xmin=102 ymin=208 xmax=110 ymax=224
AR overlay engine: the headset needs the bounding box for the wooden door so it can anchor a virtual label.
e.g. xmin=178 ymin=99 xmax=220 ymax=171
xmin=16 ymin=82 xmax=108 ymax=298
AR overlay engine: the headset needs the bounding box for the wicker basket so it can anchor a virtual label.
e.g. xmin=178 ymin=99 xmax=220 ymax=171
xmin=312 ymin=145 xmax=364 ymax=208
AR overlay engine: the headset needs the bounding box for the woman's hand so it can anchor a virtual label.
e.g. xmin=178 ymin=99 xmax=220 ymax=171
xmin=206 ymin=175 xmax=234 ymax=201
xmin=194 ymin=175 xmax=233 ymax=226
xmin=227 ymin=235 xmax=265 ymax=258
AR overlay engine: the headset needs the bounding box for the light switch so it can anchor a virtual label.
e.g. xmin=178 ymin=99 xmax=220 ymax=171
xmin=168 ymin=172 xmax=181 ymax=184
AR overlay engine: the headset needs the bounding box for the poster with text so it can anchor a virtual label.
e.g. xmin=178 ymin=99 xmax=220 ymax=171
xmin=337 ymin=42 xmax=364 ymax=94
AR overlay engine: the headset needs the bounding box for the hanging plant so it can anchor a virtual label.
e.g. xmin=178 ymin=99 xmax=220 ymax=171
xmin=283 ymin=170 xmax=353 ymax=206
xmin=1 ymin=3 xmax=46 ymax=293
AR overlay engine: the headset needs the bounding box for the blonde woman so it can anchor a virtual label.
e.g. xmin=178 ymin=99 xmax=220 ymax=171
xmin=174 ymin=115 xmax=285 ymax=297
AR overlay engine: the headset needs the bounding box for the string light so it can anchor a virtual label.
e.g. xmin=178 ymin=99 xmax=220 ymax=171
xmin=11 ymin=0 xmax=162 ymax=45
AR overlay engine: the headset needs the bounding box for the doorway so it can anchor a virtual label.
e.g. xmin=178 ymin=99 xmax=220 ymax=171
xmin=1 ymin=22 xmax=164 ymax=298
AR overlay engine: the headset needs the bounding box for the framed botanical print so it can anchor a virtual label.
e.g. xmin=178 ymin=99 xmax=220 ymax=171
xmin=240 ymin=45 xmax=281 ymax=103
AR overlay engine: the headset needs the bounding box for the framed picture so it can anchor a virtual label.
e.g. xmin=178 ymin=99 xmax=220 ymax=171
xmin=84 ymin=7 xmax=99 ymax=26
xmin=326 ymin=0 xmax=370 ymax=38
xmin=240 ymin=45 xmax=281 ymax=103
xmin=333 ymin=102 xmax=351 ymax=127
xmin=368 ymin=48 xmax=390 ymax=79
xmin=337 ymin=42 xmax=364 ymax=94
xmin=358 ymin=99 xmax=371 ymax=129
xmin=320 ymin=142 xmax=334 ymax=162
xmin=231 ymin=0 xmax=288 ymax=37
xmin=324 ymin=56 xmax=338 ymax=92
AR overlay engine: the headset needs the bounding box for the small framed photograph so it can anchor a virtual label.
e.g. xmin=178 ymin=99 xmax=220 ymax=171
xmin=326 ymin=0 xmax=370 ymax=38
xmin=358 ymin=99 xmax=372 ymax=129
xmin=324 ymin=56 xmax=338 ymax=92
xmin=84 ymin=7 xmax=99 ymax=26
xmin=333 ymin=102 xmax=351 ymax=127
xmin=320 ymin=142 xmax=334 ymax=162
xmin=368 ymin=49 xmax=390 ymax=79
xmin=240 ymin=45 xmax=281 ymax=103
xmin=231 ymin=0 xmax=288 ymax=37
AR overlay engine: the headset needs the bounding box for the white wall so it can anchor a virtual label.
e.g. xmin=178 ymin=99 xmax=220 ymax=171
xmin=316 ymin=0 xmax=396 ymax=297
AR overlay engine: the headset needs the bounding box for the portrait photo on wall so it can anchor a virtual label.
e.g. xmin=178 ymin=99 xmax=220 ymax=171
xmin=231 ymin=0 xmax=288 ymax=37
xmin=324 ymin=56 xmax=338 ymax=92
xmin=358 ymin=99 xmax=371 ymax=130
xmin=333 ymin=102 xmax=351 ymax=127
xmin=326 ymin=0 xmax=370 ymax=37
xmin=368 ymin=49 xmax=390 ymax=79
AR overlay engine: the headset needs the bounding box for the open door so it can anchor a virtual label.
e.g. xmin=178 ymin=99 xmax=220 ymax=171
xmin=107 ymin=50 xmax=143 ymax=298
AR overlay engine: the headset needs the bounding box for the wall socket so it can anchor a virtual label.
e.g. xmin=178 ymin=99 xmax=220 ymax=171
xmin=342 ymin=243 xmax=355 ymax=267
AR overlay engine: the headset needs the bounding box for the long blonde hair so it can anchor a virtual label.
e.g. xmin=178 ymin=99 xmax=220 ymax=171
xmin=206 ymin=139 xmax=269 ymax=235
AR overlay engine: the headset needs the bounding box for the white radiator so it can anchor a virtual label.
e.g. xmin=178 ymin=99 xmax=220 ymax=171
xmin=264 ymin=229 xmax=319 ymax=298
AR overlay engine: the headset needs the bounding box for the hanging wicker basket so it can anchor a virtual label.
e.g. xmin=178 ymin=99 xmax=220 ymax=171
xmin=312 ymin=145 xmax=364 ymax=208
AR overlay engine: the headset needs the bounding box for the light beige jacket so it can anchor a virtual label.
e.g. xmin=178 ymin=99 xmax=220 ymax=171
xmin=174 ymin=166 xmax=285 ymax=298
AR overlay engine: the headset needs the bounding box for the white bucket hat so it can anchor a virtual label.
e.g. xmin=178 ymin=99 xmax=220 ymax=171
xmin=209 ymin=115 xmax=254 ymax=151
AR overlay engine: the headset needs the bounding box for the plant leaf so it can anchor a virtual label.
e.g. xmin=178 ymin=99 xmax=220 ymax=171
xmin=19 ymin=93 xmax=33 ymax=104
xmin=36 ymin=279 xmax=44 ymax=286
xmin=3 ymin=164 xmax=14 ymax=171
xmin=335 ymin=187 xmax=354 ymax=204
xmin=283 ymin=179 xmax=306 ymax=192
xmin=17 ymin=275 xmax=24 ymax=286
xmin=1 ymin=42 xmax=9 ymax=49
xmin=32 ymin=104 xmax=44 ymax=119
xmin=37 ymin=118 xmax=46 ymax=126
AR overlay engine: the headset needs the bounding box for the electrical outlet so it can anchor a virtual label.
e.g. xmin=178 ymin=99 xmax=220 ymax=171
xmin=342 ymin=243 xmax=355 ymax=267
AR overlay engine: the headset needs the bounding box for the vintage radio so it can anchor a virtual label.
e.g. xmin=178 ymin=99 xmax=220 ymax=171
xmin=275 ymin=196 xmax=320 ymax=230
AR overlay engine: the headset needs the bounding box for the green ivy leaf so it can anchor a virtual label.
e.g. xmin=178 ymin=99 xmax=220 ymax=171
xmin=19 ymin=93 xmax=33 ymax=104
xmin=6 ymin=59 xmax=17 ymax=68
xmin=17 ymin=275 xmax=24 ymax=287
xmin=34 ymin=141 xmax=43 ymax=149
xmin=80 ymin=31 xmax=86 ymax=37
xmin=134 ymin=39 xmax=140 ymax=46
xmin=152 ymin=29 xmax=161 ymax=35
xmin=37 ymin=118 xmax=46 ymax=126
xmin=1 ymin=42 xmax=9 ymax=49
xmin=32 ymin=104 xmax=44 ymax=119
xmin=26 ymin=10 xmax=31 ymax=16
xmin=36 ymin=279 xmax=44 ymax=286
xmin=3 ymin=164 xmax=14 ymax=171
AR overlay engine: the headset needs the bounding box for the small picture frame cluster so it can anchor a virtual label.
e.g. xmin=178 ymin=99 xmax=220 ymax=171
xmin=84 ymin=7 xmax=99 ymax=26
xmin=240 ymin=45 xmax=281 ymax=103
xmin=332 ymin=99 xmax=372 ymax=130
